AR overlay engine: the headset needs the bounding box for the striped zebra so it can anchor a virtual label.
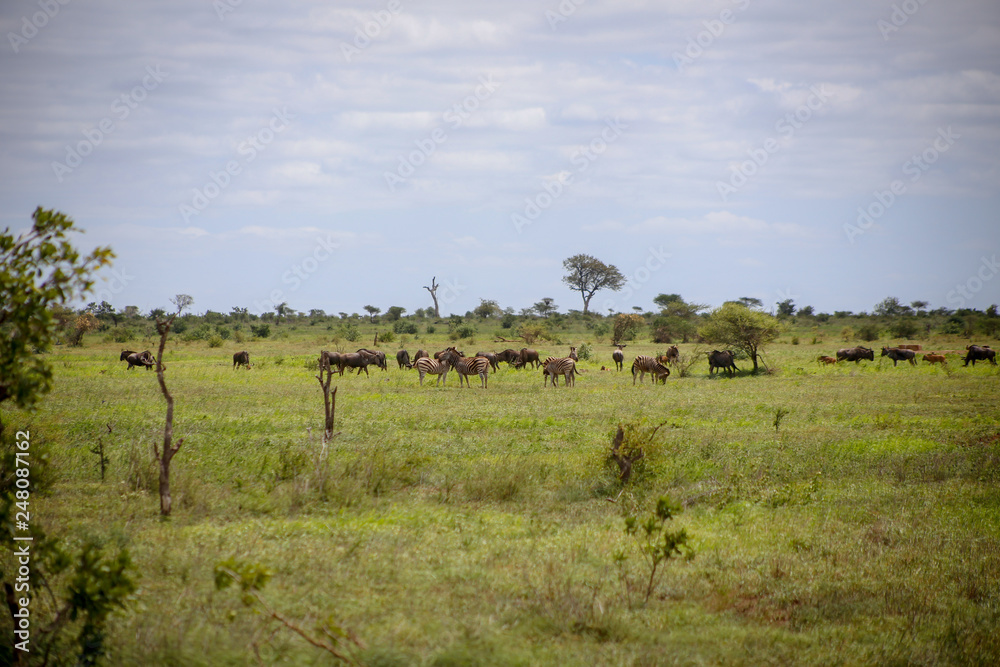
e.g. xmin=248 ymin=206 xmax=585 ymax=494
xmin=414 ymin=356 xmax=451 ymax=386
xmin=631 ymin=355 xmax=670 ymax=385
xmin=542 ymin=357 xmax=578 ymax=387
xmin=568 ymin=346 xmax=578 ymax=361
xmin=452 ymin=354 xmax=491 ymax=388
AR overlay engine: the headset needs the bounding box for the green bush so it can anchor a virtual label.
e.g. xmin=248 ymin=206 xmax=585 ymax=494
xmin=207 ymin=334 xmax=224 ymax=348
xmin=394 ymin=321 xmax=418 ymax=334
xmin=342 ymin=323 xmax=361 ymax=342
xmin=379 ymin=330 xmax=396 ymax=343
xmin=250 ymin=324 xmax=271 ymax=339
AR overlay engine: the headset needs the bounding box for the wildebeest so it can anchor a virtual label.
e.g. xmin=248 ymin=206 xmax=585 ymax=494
xmin=657 ymin=345 xmax=680 ymax=366
xmin=357 ymin=348 xmax=387 ymax=370
xmin=233 ymin=350 xmax=250 ymax=369
xmin=922 ymin=353 xmax=947 ymax=365
xmin=518 ymin=348 xmax=540 ymax=369
xmin=817 ymin=355 xmax=838 ymax=365
xmin=496 ymin=349 xmax=521 ymax=366
xmin=434 ymin=346 xmax=463 ymax=360
xmin=396 ymin=349 xmax=412 ymax=369
xmin=881 ymin=347 xmax=917 ymax=367
xmin=611 ymin=347 xmax=624 ymax=372
xmin=319 ymin=351 xmax=342 ymax=374
xmin=963 ymin=345 xmax=996 ymax=366
xmin=338 ymin=352 xmax=372 ymax=376
xmin=708 ymin=350 xmax=738 ymax=376
xmin=125 ymin=350 xmax=154 ymax=370
xmin=632 ymin=355 xmax=670 ymax=384
xmin=475 ymin=351 xmax=499 ymax=373
xmin=413 ymin=349 xmax=429 ymax=362
xmin=120 ymin=349 xmax=135 ymax=362
xmin=836 ymin=347 xmax=874 ymax=364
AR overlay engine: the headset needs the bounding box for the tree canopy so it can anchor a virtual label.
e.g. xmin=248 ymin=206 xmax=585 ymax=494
xmin=562 ymin=254 xmax=625 ymax=314
xmin=0 ymin=207 xmax=113 ymax=432
xmin=698 ymin=302 xmax=784 ymax=372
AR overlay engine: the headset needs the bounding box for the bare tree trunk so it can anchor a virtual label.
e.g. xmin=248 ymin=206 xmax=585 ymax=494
xmin=154 ymin=317 xmax=183 ymax=516
xmin=315 ymin=355 xmax=338 ymax=443
xmin=424 ymin=277 xmax=440 ymax=318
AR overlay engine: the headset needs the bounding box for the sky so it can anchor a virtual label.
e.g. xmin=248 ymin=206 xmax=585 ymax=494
xmin=2 ymin=0 xmax=999 ymax=317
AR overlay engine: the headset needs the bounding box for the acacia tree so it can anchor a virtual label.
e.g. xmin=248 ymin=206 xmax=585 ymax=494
xmin=562 ymin=254 xmax=625 ymax=314
xmin=363 ymin=305 xmax=381 ymax=323
xmin=698 ymin=302 xmax=784 ymax=372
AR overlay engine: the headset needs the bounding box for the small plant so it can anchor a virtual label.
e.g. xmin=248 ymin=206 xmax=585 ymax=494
xmin=773 ymin=406 xmax=790 ymax=432
xmin=791 ymin=336 xmax=800 ymax=345
xmin=614 ymin=496 xmax=691 ymax=608
xmin=207 ymin=334 xmax=224 ymax=348
xmin=576 ymin=342 xmax=593 ymax=361
xmin=342 ymin=323 xmax=361 ymax=342
xmin=379 ymin=329 xmax=396 ymax=343
xmin=250 ymin=323 xmax=271 ymax=339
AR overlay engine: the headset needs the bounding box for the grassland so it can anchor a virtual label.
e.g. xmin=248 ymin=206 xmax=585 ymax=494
xmin=3 ymin=326 xmax=999 ymax=666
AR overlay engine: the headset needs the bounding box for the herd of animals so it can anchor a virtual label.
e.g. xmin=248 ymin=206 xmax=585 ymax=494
xmin=116 ymin=343 xmax=997 ymax=387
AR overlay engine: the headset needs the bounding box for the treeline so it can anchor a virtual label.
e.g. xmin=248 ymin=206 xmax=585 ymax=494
xmin=57 ymin=293 xmax=1000 ymax=348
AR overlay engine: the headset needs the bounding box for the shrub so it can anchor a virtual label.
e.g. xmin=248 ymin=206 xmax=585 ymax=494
xmin=216 ymin=326 xmax=231 ymax=340
xmin=501 ymin=313 xmax=517 ymax=329
xmin=855 ymin=322 xmax=880 ymax=342
xmin=342 ymin=323 xmax=360 ymax=342
xmin=379 ymin=330 xmax=396 ymax=343
xmin=394 ymin=321 xmax=418 ymax=334
xmin=791 ymin=336 xmax=800 ymax=345
xmin=207 ymin=334 xmax=224 ymax=348
xmin=250 ymin=324 xmax=271 ymax=339
xmin=426 ymin=325 xmax=436 ymax=335
xmin=576 ymin=342 xmax=593 ymax=361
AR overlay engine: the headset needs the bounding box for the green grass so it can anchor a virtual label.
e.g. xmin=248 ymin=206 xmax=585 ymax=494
xmin=3 ymin=330 xmax=1000 ymax=665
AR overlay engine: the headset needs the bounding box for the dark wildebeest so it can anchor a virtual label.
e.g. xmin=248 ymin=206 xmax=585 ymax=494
xmin=125 ymin=350 xmax=154 ymax=370
xmin=658 ymin=345 xmax=679 ymax=366
xmin=963 ymin=345 xmax=997 ymax=367
xmin=611 ymin=347 xmax=624 ymax=372
xmin=233 ymin=350 xmax=250 ymax=369
xmin=496 ymin=349 xmax=521 ymax=366
xmin=475 ymin=351 xmax=499 ymax=373
xmin=434 ymin=347 xmax=463 ymax=360
xmin=519 ymin=348 xmax=540 ymax=369
xmin=319 ymin=351 xmax=342 ymax=374
xmin=357 ymin=348 xmax=387 ymax=370
xmin=836 ymin=347 xmax=874 ymax=364
xmin=413 ymin=349 xmax=429 ymax=363
xmin=120 ymin=350 xmax=135 ymax=362
xmin=708 ymin=350 xmax=738 ymax=376
xmin=881 ymin=347 xmax=917 ymax=367
xmin=338 ymin=352 xmax=372 ymax=376
xmin=396 ymin=349 xmax=412 ymax=369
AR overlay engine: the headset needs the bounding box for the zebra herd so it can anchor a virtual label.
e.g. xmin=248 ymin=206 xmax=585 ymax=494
xmin=312 ymin=346 xmax=677 ymax=388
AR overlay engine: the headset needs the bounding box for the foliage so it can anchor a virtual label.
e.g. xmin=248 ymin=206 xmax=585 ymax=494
xmin=342 ymin=323 xmax=361 ymax=342
xmin=777 ymin=299 xmax=796 ymax=318
xmin=889 ymin=317 xmax=920 ymax=339
xmin=518 ymin=323 xmax=550 ymax=345
xmin=699 ymin=303 xmax=784 ymax=372
xmin=393 ymin=320 xmax=418 ymax=335
xmin=385 ymin=306 xmax=406 ymax=322
xmin=473 ymin=299 xmax=501 ymax=319
xmin=378 ymin=330 xmax=395 ymax=343
xmin=207 ymin=334 xmax=224 ymax=348
xmin=576 ymin=342 xmax=593 ymax=361
xmin=855 ymin=322 xmax=881 ymax=342
xmin=0 ymin=208 xmax=113 ymax=421
xmin=250 ymin=324 xmax=271 ymax=339
xmin=873 ymin=296 xmax=909 ymax=318
xmin=562 ymin=254 xmax=625 ymax=314
xmin=614 ymin=496 xmax=691 ymax=608
xmin=612 ymin=313 xmax=644 ymax=344
xmin=500 ymin=312 xmax=517 ymax=329
xmin=68 ymin=313 xmax=100 ymax=347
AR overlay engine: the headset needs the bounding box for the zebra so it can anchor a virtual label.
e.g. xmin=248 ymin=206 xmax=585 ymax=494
xmin=541 ymin=357 xmax=578 ymax=387
xmin=413 ymin=356 xmax=451 ymax=386
xmin=631 ymin=355 xmax=670 ymax=385
xmin=451 ymin=354 xmax=491 ymax=388
xmin=568 ymin=346 xmax=578 ymax=361
xmin=612 ymin=347 xmax=624 ymax=371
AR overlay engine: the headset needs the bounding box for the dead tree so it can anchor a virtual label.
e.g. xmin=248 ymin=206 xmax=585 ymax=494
xmin=316 ymin=353 xmax=339 ymax=443
xmin=424 ymin=276 xmax=441 ymax=318
xmin=153 ymin=294 xmax=191 ymax=516
xmin=610 ymin=425 xmax=644 ymax=485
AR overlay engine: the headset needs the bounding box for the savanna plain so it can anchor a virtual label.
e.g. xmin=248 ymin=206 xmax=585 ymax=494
xmin=3 ymin=327 xmax=999 ymax=666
